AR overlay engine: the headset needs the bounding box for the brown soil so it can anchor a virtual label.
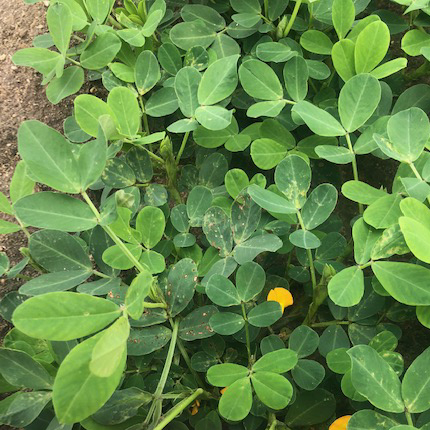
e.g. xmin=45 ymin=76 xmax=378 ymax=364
xmin=0 ymin=0 xmax=75 ymax=346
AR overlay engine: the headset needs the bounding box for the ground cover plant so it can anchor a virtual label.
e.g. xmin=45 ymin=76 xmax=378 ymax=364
xmin=1 ymin=0 xmax=430 ymax=428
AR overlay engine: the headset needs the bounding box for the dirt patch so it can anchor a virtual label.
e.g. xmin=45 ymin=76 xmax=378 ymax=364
xmin=0 ymin=0 xmax=74 ymax=272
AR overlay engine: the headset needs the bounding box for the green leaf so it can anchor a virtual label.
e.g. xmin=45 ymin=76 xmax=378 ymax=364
xmin=315 ymin=145 xmax=354 ymax=164
xmin=352 ymin=218 xmax=379 ymax=264
xmin=0 ymin=391 xmax=52 ymax=427
xmin=80 ymin=33 xmax=122 ymax=70
xmin=284 ymin=389 xmax=336 ymax=427
xmin=251 ymin=138 xmax=289 ymax=170
xmin=225 ymin=168 xmax=249 ymax=199
xmin=289 ymin=230 xmax=321 ymax=249
xmin=165 ymin=258 xmax=197 ymax=317
xmin=372 ymin=261 xmax=430 ymax=305
xmin=46 ymin=66 xmax=85 ymax=104
xmin=12 ymin=292 xmax=121 ymax=341
xmin=300 ymin=30 xmax=333 ymax=55
xmin=275 ymin=154 xmax=311 ymax=209
xmin=187 ymin=185 xmax=212 ymax=226
xmin=248 ymin=184 xmax=296 ymax=214
xmin=207 ymin=363 xmax=248 ymax=387
xmin=47 ymin=2 xmax=72 ymax=54
xmin=9 ymin=161 xmax=34 ymax=204
xmin=233 ymin=234 xmax=282 ymax=264
xmin=158 ymin=42 xmax=182 ymax=75
xmin=86 ymin=0 xmax=111 ymax=23
xmin=117 ymin=28 xmax=145 ymax=47
xmin=338 ymin=74 xmax=381 ymax=132
xmin=103 ymin=244 xmax=142 ymax=270
xmin=195 ymin=106 xmax=233 ymax=131
xmin=19 ymin=270 xmax=91 ymax=296
xmin=256 ymin=42 xmax=294 ymax=63
xmin=363 ymin=194 xmax=402 ymax=229
xmin=135 ymin=51 xmax=161 ymax=95
xmin=248 ymin=301 xmax=282 ymax=327
xmin=198 ymin=55 xmax=239 ymax=105
xmin=332 ymin=39 xmax=356 ymax=82
xmin=18 ymin=120 xmax=81 ymax=193
xmin=203 ymin=207 xmax=233 ymax=256
xmin=135 ymin=206 xmax=165 ymax=250
xmin=402 ymin=346 xmax=430 ymax=413
xmin=239 ymin=59 xmax=283 ymax=101
xmin=128 ymin=326 xmax=172 ymax=355
xmin=253 ymin=349 xmax=298 ymax=373
xmin=170 ymin=21 xmax=216 ymax=51
xmin=252 ymin=372 xmax=293 ymax=409
xmin=14 ymin=192 xmax=97 ymax=232
xmin=0 ymin=348 xmax=53 ymax=390
xmin=328 ymin=266 xmax=365 ymax=307
xmin=342 ymin=180 xmax=387 ymax=205
xmin=52 ymin=330 xmax=125 ymax=423
xmin=174 ymin=66 xmax=201 ymax=118
xmin=0 ymin=220 xmax=21 ymax=234
xmin=29 ymin=229 xmax=92 ymax=272
xmin=181 ymin=4 xmax=225 ymax=31
xmin=0 ymin=253 xmax=9 ymax=277
xmin=332 ymin=0 xmax=355 ymax=39
xmin=236 ymin=261 xmax=265 ymax=302
xmin=205 ymin=274 xmax=240 ymax=307
xmin=326 ymin=348 xmax=351 ymax=374
xmin=289 ymin=326 xmax=319 ymax=358
xmin=12 ymin=48 xmax=63 ymax=76
xmin=348 ymin=410 xmax=399 ymax=430
xmin=386 ymin=107 xmax=430 ymax=162
xmin=399 ymin=216 xmax=430 ymax=263
xmin=209 ymin=311 xmax=245 ymax=335
xmin=371 ymin=223 xmax=409 ymax=260
xmin=89 ymin=316 xmax=129 ymax=377
xmin=292 ymin=359 xmax=325 ymax=390
xmin=347 ymin=345 xmax=404 ymax=413
xmin=107 ymin=87 xmax=140 ymax=137
xmin=101 ymin=158 xmax=136 ymax=188
xmin=370 ymin=58 xmax=408 ymax=79
xmin=292 ymin=101 xmax=345 ymax=137
xmin=355 ymin=21 xmax=390 ymax=73
xmin=231 ymin=194 xmax=261 ymax=244
xmin=302 ymin=184 xmax=338 ymax=230
xmin=145 ymin=87 xmax=179 ymax=117
xmin=283 ymin=56 xmax=309 ymax=102
xmin=74 ymin=94 xmax=116 ymax=137
xmin=402 ymin=29 xmax=430 ymax=56
xmin=125 ymin=271 xmax=152 ymax=320
xmin=219 ymin=378 xmax=252 ymax=421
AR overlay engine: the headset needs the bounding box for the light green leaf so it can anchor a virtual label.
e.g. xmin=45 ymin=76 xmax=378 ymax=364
xmin=219 ymin=377 xmax=252 ymax=421
xmin=12 ymin=292 xmax=121 ymax=341
xmin=283 ymin=56 xmax=309 ymax=102
xmin=135 ymin=50 xmax=161 ymax=95
xmin=125 ymin=271 xmax=152 ymax=320
xmin=195 ymin=106 xmax=233 ymax=131
xmin=342 ymin=180 xmax=387 ymax=205
xmin=198 ymin=55 xmax=239 ymax=105
xmin=289 ymin=230 xmax=321 ymax=249
xmin=207 ymin=363 xmax=249 ymax=387
xmin=332 ymin=39 xmax=356 ymax=82
xmin=253 ymin=349 xmax=298 ymax=373
xmin=251 ymin=138 xmax=289 ymax=170
xmin=174 ymin=66 xmax=201 ymax=118
xmin=47 ymin=2 xmax=72 ymax=55
xmin=80 ymin=33 xmax=122 ymax=70
xmin=205 ymin=274 xmax=241 ymax=307
xmin=107 ymin=87 xmax=140 ymax=137
xmin=136 ymin=206 xmax=165 ymax=249
xmin=328 ymin=266 xmax=364 ymax=307
xmin=46 ymin=66 xmax=84 ymax=104
xmin=399 ymin=216 xmax=430 ymax=263
xmin=12 ymin=48 xmax=63 ymax=76
xmin=372 ymin=261 xmax=430 ymax=306
xmin=292 ymin=101 xmax=345 ymax=137
xmin=170 ymin=21 xmax=216 ymax=51
xmin=14 ymin=192 xmax=97 ymax=232
xmin=347 ymin=345 xmax=404 ymax=413
xmin=300 ymin=30 xmax=333 ymax=55
xmin=252 ymin=372 xmax=293 ymax=409
xmin=402 ymin=29 xmax=430 ymax=56
xmin=332 ymin=0 xmax=355 ymax=39
xmin=363 ymin=194 xmax=402 ymax=229
xmin=233 ymin=234 xmax=282 ymax=264
xmin=352 ymin=218 xmax=380 ymax=264
xmin=338 ymin=73 xmax=381 ymax=132
xmin=236 ymin=261 xmax=266 ymax=302
xmin=248 ymin=184 xmax=297 ymax=214
xmin=302 ymin=184 xmax=338 ymax=230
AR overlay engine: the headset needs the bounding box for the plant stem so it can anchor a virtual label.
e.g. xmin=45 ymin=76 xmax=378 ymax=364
xmin=345 ymin=133 xmax=363 ymax=214
xmin=284 ymin=0 xmax=303 ymax=37
xmin=152 ymin=389 xmax=204 ymax=430
xmin=241 ymin=303 xmax=252 ymax=362
xmin=15 ymin=217 xmax=30 ymax=239
xmin=311 ymin=320 xmax=350 ymax=328
xmin=81 ymin=192 xmax=149 ymax=275
xmin=138 ymin=95 xmax=151 ymax=136
xmin=175 ymin=131 xmax=190 ymax=165
xmin=297 ymin=211 xmax=317 ymax=290
xmin=405 ymin=411 xmax=414 ymax=426
xmin=409 ymin=161 xmax=430 ymax=204
xmin=66 ymin=56 xmax=81 ymax=66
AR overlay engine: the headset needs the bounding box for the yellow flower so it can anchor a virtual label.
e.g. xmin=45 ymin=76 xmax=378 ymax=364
xmin=329 ymin=416 xmax=351 ymax=430
xmin=190 ymin=399 xmax=200 ymax=416
xmin=267 ymin=287 xmax=293 ymax=313
xmin=220 ymin=387 xmax=227 ymax=395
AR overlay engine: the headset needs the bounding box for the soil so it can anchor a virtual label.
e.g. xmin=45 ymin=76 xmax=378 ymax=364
xmin=0 ymin=0 xmax=75 ymax=342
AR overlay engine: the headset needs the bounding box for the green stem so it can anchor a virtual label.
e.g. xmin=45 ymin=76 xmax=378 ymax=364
xmin=81 ymin=192 xmax=149 ymax=275
xmin=174 ymin=327 xmax=206 ymax=389
xmin=138 ymin=95 xmax=151 ymax=136
xmin=241 ymin=303 xmax=252 ymax=362
xmin=108 ymin=15 xmax=122 ymax=29
xmin=264 ymin=0 xmax=268 ymax=17
xmin=311 ymin=320 xmax=350 ymax=328
xmin=15 ymin=217 xmax=30 ymax=239
xmin=346 ymin=133 xmax=363 ymax=214
xmin=175 ymin=131 xmax=190 ymax=165
xmin=143 ymin=301 xmax=168 ymax=309
xmin=284 ymin=0 xmax=303 ymax=37
xmin=66 ymin=56 xmax=81 ymax=66
xmin=297 ymin=211 xmax=317 ymax=290
xmin=405 ymin=411 xmax=414 ymax=427
xmin=152 ymin=389 xmax=204 ymax=430
xmin=410 ymin=161 xmax=430 ymax=204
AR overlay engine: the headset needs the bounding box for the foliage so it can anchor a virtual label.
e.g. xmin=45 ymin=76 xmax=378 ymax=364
xmin=1 ymin=0 xmax=430 ymax=429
